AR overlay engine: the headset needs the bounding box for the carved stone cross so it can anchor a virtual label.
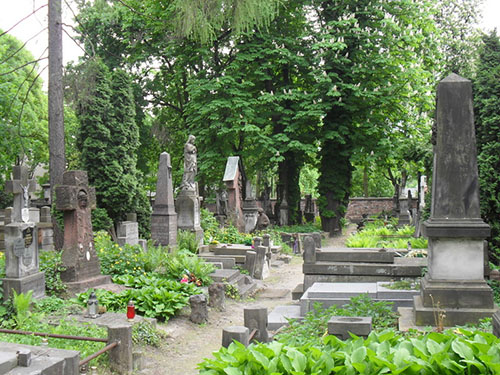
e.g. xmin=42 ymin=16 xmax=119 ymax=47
xmin=5 ymin=165 xmax=36 ymax=223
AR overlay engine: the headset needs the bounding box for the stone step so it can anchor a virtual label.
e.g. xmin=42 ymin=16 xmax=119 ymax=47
xmin=0 ymin=352 xmax=18 ymax=374
xmin=210 ymin=269 xmax=241 ymax=283
xmin=214 ymin=247 xmax=252 ymax=257
xmin=202 ymin=252 xmax=246 ymax=264
xmin=271 ymin=260 xmax=285 ymax=268
xmin=316 ymin=249 xmax=395 ymax=263
xmin=238 ymin=280 xmax=258 ymax=299
xmin=303 ymin=259 xmax=425 ymax=277
xmin=198 ymin=255 xmax=236 ymax=269
xmin=292 ymin=284 xmax=304 ymax=300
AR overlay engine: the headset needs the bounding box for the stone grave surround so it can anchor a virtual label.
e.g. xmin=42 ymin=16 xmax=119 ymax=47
xmin=56 ymin=170 xmax=110 ymax=293
xmin=151 ymin=152 xmax=177 ymax=246
xmin=415 ymin=74 xmax=496 ymax=326
xmin=2 ymin=165 xmax=45 ymax=300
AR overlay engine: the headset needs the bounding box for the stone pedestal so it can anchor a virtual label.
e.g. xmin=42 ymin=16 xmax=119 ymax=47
xmin=242 ymin=199 xmax=259 ymax=233
xmin=398 ymin=197 xmax=411 ymax=226
xmin=413 ymin=74 xmax=496 ymax=326
xmin=151 ymin=152 xmax=177 ymax=246
xmin=2 ymin=222 xmax=45 ymax=300
xmin=176 ymin=190 xmax=203 ymax=244
xmin=223 ymin=156 xmax=245 ymax=232
xmin=117 ymin=221 xmax=139 ymax=247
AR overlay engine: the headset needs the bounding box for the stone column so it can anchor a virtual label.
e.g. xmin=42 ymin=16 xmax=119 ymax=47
xmin=151 ymin=152 xmax=177 ymax=246
xmin=414 ymin=74 xmax=496 ymax=326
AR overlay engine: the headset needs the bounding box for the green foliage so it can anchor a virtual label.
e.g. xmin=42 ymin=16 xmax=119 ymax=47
xmin=12 ymin=290 xmax=33 ymax=328
xmin=487 ymin=280 xmax=500 ymax=305
xmin=205 ymin=223 xmax=253 ymax=245
xmin=177 ymin=230 xmax=199 ymax=254
xmin=95 ymin=231 xmax=146 ymax=277
xmin=276 ymin=295 xmax=397 ymax=347
xmin=474 ymin=31 xmax=500 ymax=265
xmin=162 ymin=250 xmax=215 ymax=286
xmin=199 ymin=328 xmax=500 ymax=374
xmin=0 ymin=31 xmax=48 ymax=187
xmin=91 ymin=207 xmax=114 ymax=232
xmin=39 ymin=251 xmax=67 ymax=297
xmin=381 ymin=280 xmax=420 ymax=291
xmin=346 ymin=222 xmax=428 ymax=249
xmin=132 ymin=320 xmax=163 ymax=347
xmin=66 ymin=58 xmax=151 ymax=236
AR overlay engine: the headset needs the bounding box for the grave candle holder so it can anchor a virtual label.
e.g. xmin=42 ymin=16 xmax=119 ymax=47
xmin=86 ymin=292 xmax=99 ymax=319
xmin=127 ymin=300 xmax=135 ymax=321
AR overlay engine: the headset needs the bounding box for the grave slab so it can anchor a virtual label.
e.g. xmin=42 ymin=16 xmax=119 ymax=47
xmin=267 ymin=305 xmax=302 ymax=331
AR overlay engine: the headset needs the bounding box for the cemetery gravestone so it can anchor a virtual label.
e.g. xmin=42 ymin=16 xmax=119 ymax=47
xmin=223 ymin=156 xmax=245 ymax=232
xmin=242 ymin=181 xmax=259 ymax=233
xmin=176 ymin=136 xmax=203 ymax=243
xmin=56 ymin=171 xmax=110 ymax=293
xmin=2 ymin=165 xmax=45 ymax=300
xmin=415 ymin=74 xmax=496 ymax=326
xmin=117 ymin=214 xmax=139 ymax=247
xmin=151 ymin=152 xmax=177 ymax=246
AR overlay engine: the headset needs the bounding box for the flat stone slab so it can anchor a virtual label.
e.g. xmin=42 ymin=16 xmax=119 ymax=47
xmin=268 ymin=305 xmax=302 ymax=331
xmin=200 ymin=252 xmax=246 ymax=264
xmin=376 ymin=282 xmax=420 ymax=300
xmin=307 ymin=282 xmax=377 ymax=299
xmin=210 ymin=269 xmax=241 ymax=283
xmin=69 ymin=312 xmax=157 ymax=328
xmin=257 ymin=288 xmax=290 ymax=299
xmin=0 ymin=352 xmax=18 ymax=374
xmin=316 ymin=249 xmax=395 ymax=263
xmin=198 ymin=255 xmax=236 ymax=269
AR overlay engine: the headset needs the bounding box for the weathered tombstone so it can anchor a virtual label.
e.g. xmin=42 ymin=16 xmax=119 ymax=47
xmin=253 ymin=245 xmax=268 ymax=280
xmin=303 ymin=235 xmax=316 ymax=264
xmin=222 ymin=326 xmax=249 ymax=348
xmin=415 ymin=74 xmax=496 ymax=326
xmin=208 ymin=282 xmax=226 ymax=311
xmin=189 ymin=294 xmax=208 ymax=324
xmin=245 ymin=250 xmax=257 ymax=277
xmin=117 ymin=214 xmax=139 ymax=247
xmin=176 ymin=137 xmax=204 ymax=244
xmin=398 ymin=192 xmax=411 ymax=226
xmin=2 ymin=165 xmax=45 ymax=300
xmin=223 ymin=156 xmax=245 ymax=232
xmin=151 ymin=152 xmax=177 ymax=246
xmin=56 ymin=171 xmax=111 ymax=293
xmin=38 ymin=206 xmax=54 ymax=251
xmin=244 ymin=307 xmax=269 ymax=343
xmin=242 ymin=180 xmax=259 ymax=233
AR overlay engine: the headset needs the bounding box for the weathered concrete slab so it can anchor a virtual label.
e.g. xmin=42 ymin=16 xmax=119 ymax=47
xmin=307 ymin=282 xmax=377 ymax=299
xmin=316 ymin=249 xmax=395 ymax=263
xmin=268 ymin=305 xmax=302 ymax=330
xmin=198 ymin=255 xmax=236 ymax=269
xmin=376 ymin=282 xmax=420 ymax=300
xmin=210 ymin=269 xmax=241 ymax=283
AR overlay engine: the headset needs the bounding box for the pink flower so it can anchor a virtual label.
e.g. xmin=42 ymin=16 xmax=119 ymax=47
xmin=180 ymin=277 xmax=189 ymax=283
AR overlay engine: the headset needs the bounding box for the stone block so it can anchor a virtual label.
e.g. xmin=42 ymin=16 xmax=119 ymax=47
xmin=108 ymin=325 xmax=133 ymax=374
xmin=244 ymin=307 xmax=268 ymax=343
xmin=306 ymin=282 xmax=377 ymax=299
xmin=0 ymin=352 xmax=18 ymax=374
xmin=267 ymin=305 xmax=302 ymax=331
xmin=198 ymin=255 xmax=236 ymax=269
xmin=222 ymin=326 xmax=249 ymax=348
xmin=189 ymin=294 xmax=208 ymax=324
xmin=316 ymin=249 xmax=395 ymax=263
xmin=328 ymin=316 xmax=372 ymax=340
xmin=2 ymin=271 xmax=46 ymax=301
xmin=17 ymin=349 xmax=32 ymax=367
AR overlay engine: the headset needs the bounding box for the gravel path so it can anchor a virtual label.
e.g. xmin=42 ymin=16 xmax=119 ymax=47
xmin=140 ymin=225 xmax=356 ymax=375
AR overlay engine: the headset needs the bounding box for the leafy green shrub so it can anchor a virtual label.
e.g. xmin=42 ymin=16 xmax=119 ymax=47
xmin=113 ymin=274 xmax=201 ymax=297
xmin=132 ymin=320 xmax=163 ymax=347
xmin=201 ymin=208 xmax=220 ymax=244
xmin=91 ymin=207 xmax=114 ymax=232
xmin=199 ymin=328 xmax=500 ymax=374
xmin=177 ymin=230 xmax=199 ymax=253
xmin=162 ymin=250 xmax=214 ymax=286
xmin=346 ymin=221 xmax=428 ymax=249
xmin=77 ymin=286 xmax=189 ymax=321
xmin=95 ymin=231 xmax=146 ymax=277
xmin=276 ymin=295 xmax=397 ymax=346
xmin=40 ymin=251 xmax=67 ymax=296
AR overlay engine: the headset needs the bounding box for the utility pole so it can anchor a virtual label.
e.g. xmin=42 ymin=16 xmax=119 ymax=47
xmin=48 ymin=0 xmax=65 ymax=248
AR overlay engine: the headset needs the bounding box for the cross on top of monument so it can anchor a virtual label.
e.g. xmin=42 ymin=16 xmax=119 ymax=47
xmin=5 ymin=165 xmax=36 ymax=223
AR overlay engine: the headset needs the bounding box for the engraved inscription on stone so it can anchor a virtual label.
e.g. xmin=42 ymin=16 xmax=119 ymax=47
xmin=23 ymin=227 xmax=33 ymax=247
xmin=13 ymin=238 xmax=25 ymax=257
xmin=22 ymin=246 xmax=34 ymax=267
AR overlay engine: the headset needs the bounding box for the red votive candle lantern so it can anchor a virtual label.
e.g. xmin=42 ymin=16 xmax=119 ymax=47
xmin=127 ymin=300 xmax=135 ymax=321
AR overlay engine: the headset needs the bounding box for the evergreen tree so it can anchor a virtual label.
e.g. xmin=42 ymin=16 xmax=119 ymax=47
xmin=474 ymin=30 xmax=500 ymax=263
xmin=74 ymin=59 xmax=151 ymax=236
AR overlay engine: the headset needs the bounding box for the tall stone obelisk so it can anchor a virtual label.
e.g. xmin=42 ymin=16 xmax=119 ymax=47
xmin=414 ymin=74 xmax=496 ymax=326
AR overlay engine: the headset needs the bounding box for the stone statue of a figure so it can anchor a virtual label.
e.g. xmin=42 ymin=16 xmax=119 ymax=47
xmin=181 ymin=135 xmax=197 ymax=191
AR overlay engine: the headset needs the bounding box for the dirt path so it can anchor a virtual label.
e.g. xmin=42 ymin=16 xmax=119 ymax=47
xmin=141 ymin=225 xmax=356 ymax=375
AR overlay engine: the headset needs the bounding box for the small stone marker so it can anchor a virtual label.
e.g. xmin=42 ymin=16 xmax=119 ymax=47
xmin=208 ymin=282 xmax=226 ymax=311
xmin=303 ymin=235 xmax=316 ymax=264
xmin=222 ymin=326 xmax=249 ymax=348
xmin=244 ymin=307 xmax=269 ymax=343
xmin=117 ymin=217 xmax=139 ymax=247
xmin=328 ymin=316 xmax=372 ymax=340
xmin=5 ymin=166 xmax=36 ymax=223
xmin=151 ymin=152 xmax=177 ymax=246
xmin=245 ymin=250 xmax=257 ymax=277
xmin=253 ymin=246 xmax=267 ymax=280
xmin=223 ymin=156 xmax=245 ymax=232
xmin=56 ymin=170 xmax=110 ymax=293
xmin=189 ymin=294 xmax=208 ymax=324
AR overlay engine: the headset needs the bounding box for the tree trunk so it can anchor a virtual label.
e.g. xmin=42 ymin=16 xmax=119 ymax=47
xmin=49 ymin=0 xmax=65 ymax=249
